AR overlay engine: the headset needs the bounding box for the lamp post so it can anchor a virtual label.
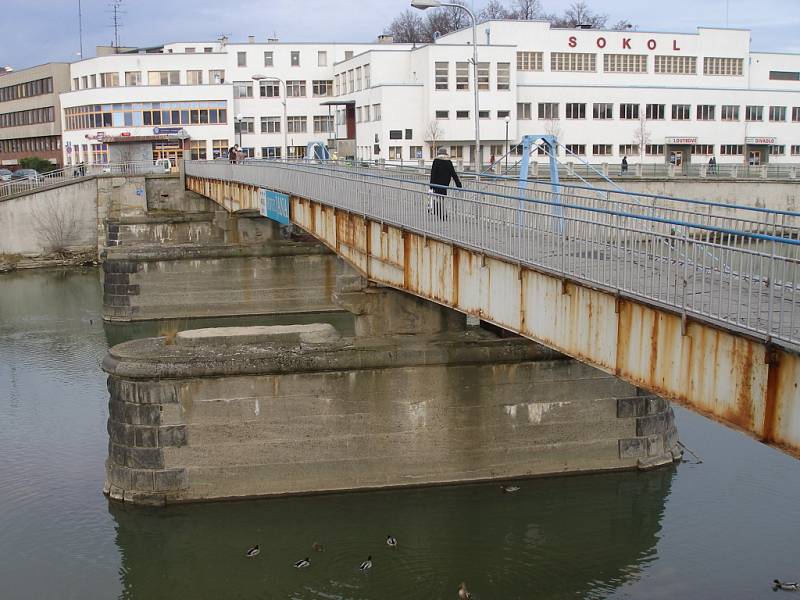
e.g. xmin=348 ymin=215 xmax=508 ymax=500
xmin=504 ymin=115 xmax=510 ymax=174
xmin=252 ymin=74 xmax=288 ymax=161
xmin=235 ymin=113 xmax=243 ymax=149
xmin=411 ymin=0 xmax=480 ymax=173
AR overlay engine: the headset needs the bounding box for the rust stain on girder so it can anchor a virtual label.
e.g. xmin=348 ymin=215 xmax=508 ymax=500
xmin=187 ymin=178 xmax=800 ymax=459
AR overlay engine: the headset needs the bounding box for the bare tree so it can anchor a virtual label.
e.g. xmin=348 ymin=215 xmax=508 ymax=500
xmin=32 ymin=196 xmax=81 ymax=255
xmin=543 ymin=118 xmax=562 ymax=142
xmin=422 ymin=0 xmax=470 ymax=40
xmin=479 ymin=0 xmax=510 ymax=20
xmin=384 ymin=10 xmax=427 ymax=43
xmin=550 ymin=1 xmax=608 ymax=28
xmin=510 ymin=0 xmax=543 ymax=19
xmin=632 ymin=114 xmax=651 ymax=162
xmin=425 ymin=120 xmax=445 ymax=158
xmin=611 ymin=19 xmax=635 ymax=31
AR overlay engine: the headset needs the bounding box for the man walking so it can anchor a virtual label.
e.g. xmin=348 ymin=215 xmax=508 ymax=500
xmin=229 ymin=145 xmax=238 ymax=164
xmin=428 ymin=147 xmax=462 ymax=218
xmin=621 ymin=155 xmax=628 ymax=174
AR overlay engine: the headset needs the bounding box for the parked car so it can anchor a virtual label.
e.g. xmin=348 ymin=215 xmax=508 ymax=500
xmin=10 ymin=168 xmax=41 ymax=181
xmin=0 ymin=168 xmax=12 ymax=182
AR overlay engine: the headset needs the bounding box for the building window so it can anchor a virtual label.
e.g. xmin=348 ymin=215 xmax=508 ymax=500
xmin=538 ymin=102 xmax=558 ymax=119
xmin=671 ymin=104 xmax=690 ymax=120
xmin=620 ymin=103 xmax=639 ymax=119
xmin=388 ymin=146 xmax=403 ymax=160
xmin=313 ymin=115 xmax=333 ymax=133
xmin=287 ymin=116 xmax=307 ymax=133
xmin=770 ymin=145 xmax=786 ymax=156
xmin=212 ymin=139 xmax=229 ymax=159
xmin=186 ymin=70 xmax=203 ymax=85
xmin=703 ymin=57 xmax=744 ymax=76
xmin=364 ymin=64 xmax=371 ymax=87
xmin=318 ymin=51 xmax=327 ymax=67
xmin=0 ymin=76 xmax=54 ymax=103
xmin=334 ymin=74 xmax=341 ymax=96
xmin=721 ymin=105 xmax=739 ymax=121
xmin=373 ymin=104 xmax=381 ymax=120
xmin=64 ymin=101 xmax=227 ymax=130
xmin=792 ymin=107 xmax=800 ymax=122
xmin=497 ymin=110 xmax=510 ymax=119
xmin=791 ymin=145 xmax=800 ymax=156
xmin=264 ymin=51 xmax=273 ymax=67
xmin=124 ymin=71 xmax=141 ymax=86
xmin=91 ymin=143 xmax=109 ymax=164
xmin=646 ymin=103 xmax=665 ymax=120
xmin=234 ymin=117 xmax=254 ymax=134
xmin=204 ymin=47 xmax=213 ymax=53
xmin=435 ymin=110 xmax=449 ymax=119
xmin=355 ymin=107 xmax=361 ymax=122
xmin=696 ymin=104 xmax=715 ymax=120
xmin=237 ymin=52 xmax=247 ymax=67
xmin=456 ymin=110 xmax=470 ymax=119
xmin=456 ymin=62 xmax=470 ymax=90
xmin=745 ymin=105 xmax=763 ymax=121
xmin=496 ymin=62 xmax=510 ymax=90
xmin=435 ymin=62 xmax=449 ymax=90
xmin=389 ymin=130 xmax=402 ymax=140
xmin=286 ymin=80 xmax=306 ymax=97
xmin=261 ymin=146 xmax=281 ymax=158
xmin=551 ymin=52 xmax=596 ymax=72
xmin=348 ymin=70 xmax=354 ymax=93
xmin=90 ymin=74 xmax=97 ymax=88
xmin=654 ymin=55 xmax=697 ymax=74
xmin=604 ymin=54 xmax=647 ymax=73
xmin=619 ymin=144 xmax=638 ymax=156
xmin=517 ymin=103 xmax=531 ymax=120
xmin=769 ymin=106 xmax=787 ymax=122
xmin=410 ymin=145 xmax=423 ymax=159
xmin=291 ymin=51 xmax=300 ymax=66
xmin=209 ymin=69 xmax=225 ymax=84
xmin=81 ymin=76 xmax=88 ymax=89
xmin=593 ymin=103 xmax=613 ymax=119
xmin=770 ymin=71 xmax=800 ymax=81
xmin=261 ymin=116 xmax=281 ymax=133
xmin=692 ymin=144 xmax=714 ymax=155
xmin=449 ymin=146 xmax=464 ymax=159
xmin=288 ymin=146 xmax=306 ymax=158
xmin=185 ymin=47 xmax=196 ymax=54
xmin=72 ymin=77 xmax=79 ymax=91
xmin=645 ymin=144 xmax=665 ymax=156
xmin=364 ymin=105 xmax=371 ymax=121
xmin=477 ymin=62 xmax=490 ymax=90
xmin=260 ymin=81 xmax=280 ymax=97
xmin=405 ymin=129 xmax=413 ymax=139
xmin=479 ymin=110 xmax=490 ymax=119
xmin=190 ymin=140 xmax=207 ymax=160
xmin=312 ymin=80 xmax=332 ymax=97
xmin=0 ymin=106 xmax=56 ymax=128
xmin=565 ymin=144 xmax=586 ymax=155
xmin=516 ymin=51 xmax=543 ymax=71
xmin=148 ymin=71 xmax=180 ymax=86
xmin=720 ymin=144 xmax=743 ymax=155
xmin=593 ymin=144 xmax=612 ymax=156
xmin=565 ymin=103 xmax=586 ymax=119
xmin=100 ymin=72 xmax=119 ymax=87
xmin=344 ymin=50 xmax=354 ymax=60
xmin=233 ymin=81 xmax=254 ymax=98
xmin=355 ymin=67 xmax=362 ymax=91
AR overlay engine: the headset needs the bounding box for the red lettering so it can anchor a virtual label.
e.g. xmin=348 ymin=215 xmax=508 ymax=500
xmin=673 ymin=39 xmax=681 ymax=51
xmin=596 ymin=37 xmax=606 ymax=49
xmin=622 ymin=38 xmax=632 ymax=49
xmin=568 ymin=36 xmax=577 ymax=48
xmin=647 ymin=39 xmax=657 ymax=50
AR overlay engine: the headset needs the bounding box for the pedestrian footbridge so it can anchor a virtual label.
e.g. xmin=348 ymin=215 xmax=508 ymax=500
xmin=184 ymin=160 xmax=800 ymax=458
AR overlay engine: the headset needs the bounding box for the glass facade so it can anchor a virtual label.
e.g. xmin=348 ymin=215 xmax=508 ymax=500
xmin=64 ymin=101 xmax=227 ymax=130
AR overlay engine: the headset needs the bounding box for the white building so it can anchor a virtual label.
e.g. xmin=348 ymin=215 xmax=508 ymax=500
xmin=61 ymin=21 xmax=800 ymax=167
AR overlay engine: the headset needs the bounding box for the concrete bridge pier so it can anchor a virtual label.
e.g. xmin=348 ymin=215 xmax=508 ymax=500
xmin=102 ymin=281 xmax=679 ymax=506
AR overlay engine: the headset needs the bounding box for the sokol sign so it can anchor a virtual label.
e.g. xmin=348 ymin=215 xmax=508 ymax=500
xmin=568 ymin=36 xmax=683 ymax=51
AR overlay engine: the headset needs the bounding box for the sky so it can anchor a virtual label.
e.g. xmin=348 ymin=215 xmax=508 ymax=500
xmin=3 ymin=0 xmax=800 ymax=70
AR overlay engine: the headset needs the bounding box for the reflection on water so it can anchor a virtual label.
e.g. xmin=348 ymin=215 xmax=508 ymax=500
xmin=1 ymin=267 xmax=799 ymax=600
xmin=110 ymin=469 xmax=672 ymax=600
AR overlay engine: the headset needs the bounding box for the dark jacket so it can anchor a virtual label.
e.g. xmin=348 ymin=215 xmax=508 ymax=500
xmin=429 ymin=158 xmax=462 ymax=195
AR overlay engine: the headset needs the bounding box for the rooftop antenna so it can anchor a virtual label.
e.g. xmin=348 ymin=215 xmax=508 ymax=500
xmin=78 ymin=0 xmax=84 ymax=58
xmin=217 ymin=33 xmax=231 ymax=48
xmin=107 ymin=0 xmax=125 ymax=48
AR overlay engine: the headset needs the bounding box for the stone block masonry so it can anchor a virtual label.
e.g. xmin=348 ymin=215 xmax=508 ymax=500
xmin=103 ymin=323 xmax=680 ymax=506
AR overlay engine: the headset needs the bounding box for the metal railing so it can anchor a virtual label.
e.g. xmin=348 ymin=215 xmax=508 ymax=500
xmin=186 ymin=160 xmax=800 ymax=349
xmin=0 ymin=160 xmax=172 ymax=199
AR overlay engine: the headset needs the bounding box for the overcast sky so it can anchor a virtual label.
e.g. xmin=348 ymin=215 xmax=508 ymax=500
xmin=4 ymin=0 xmax=800 ymax=70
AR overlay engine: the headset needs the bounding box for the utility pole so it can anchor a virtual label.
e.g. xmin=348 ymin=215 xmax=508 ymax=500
xmin=78 ymin=0 xmax=84 ymax=58
xmin=109 ymin=0 xmax=124 ymax=48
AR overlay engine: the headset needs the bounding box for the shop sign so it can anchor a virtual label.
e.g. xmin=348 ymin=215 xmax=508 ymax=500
xmin=153 ymin=127 xmax=184 ymax=135
xmin=665 ymin=137 xmax=697 ymax=144
xmin=260 ymin=188 xmax=290 ymax=225
xmin=745 ymin=137 xmax=775 ymax=145
xmin=84 ymin=132 xmax=106 ymax=140
xmin=568 ymin=36 xmax=684 ymax=51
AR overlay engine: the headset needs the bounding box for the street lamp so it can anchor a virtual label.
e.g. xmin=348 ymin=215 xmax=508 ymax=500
xmin=412 ymin=0 xmax=481 ymax=173
xmin=252 ymin=74 xmax=288 ymax=161
xmin=504 ymin=115 xmax=510 ymax=174
xmin=235 ymin=113 xmax=243 ymax=149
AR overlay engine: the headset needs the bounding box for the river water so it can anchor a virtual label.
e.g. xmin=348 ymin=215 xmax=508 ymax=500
xmin=0 ymin=267 xmax=798 ymax=600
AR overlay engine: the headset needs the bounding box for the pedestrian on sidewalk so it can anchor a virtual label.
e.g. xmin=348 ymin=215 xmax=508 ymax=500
xmin=428 ymin=148 xmax=462 ymax=219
